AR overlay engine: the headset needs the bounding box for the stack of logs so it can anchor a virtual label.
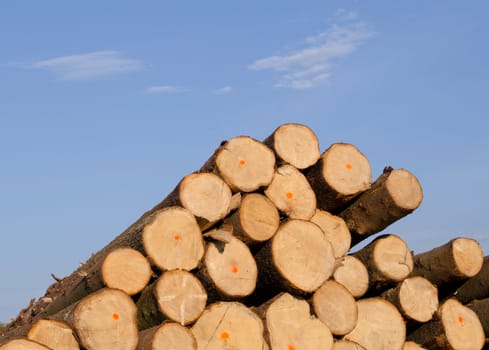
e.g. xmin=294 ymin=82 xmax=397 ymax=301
xmin=1 ymin=123 xmax=488 ymax=350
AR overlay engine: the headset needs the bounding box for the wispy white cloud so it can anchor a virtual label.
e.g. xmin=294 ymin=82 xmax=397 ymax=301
xmin=213 ymin=86 xmax=233 ymax=95
xmin=29 ymin=51 xmax=142 ymax=80
xmin=145 ymin=85 xmax=189 ymax=94
xmin=335 ymin=8 xmax=358 ymax=21
xmin=248 ymin=13 xmax=375 ymax=90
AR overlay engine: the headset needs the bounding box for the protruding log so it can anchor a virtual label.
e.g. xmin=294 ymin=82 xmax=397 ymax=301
xmin=311 ymin=209 xmax=351 ymax=258
xmin=0 ymin=339 xmax=51 ymax=349
xmin=200 ymin=136 xmax=276 ymax=192
xmin=136 ymin=270 xmax=207 ymax=329
xmin=27 ymin=319 xmax=79 ymax=350
xmin=142 ymin=207 xmax=205 ymax=271
xmin=191 ymin=302 xmax=268 ymax=350
xmin=263 ymin=123 xmax=321 ymax=169
xmin=412 ymin=238 xmax=484 ymax=292
xmin=137 ymin=322 xmax=197 ymax=350
xmin=453 ymin=256 xmax=489 ymax=304
xmin=332 ymin=340 xmax=366 ymax=350
xmin=332 ymin=255 xmax=369 ymax=298
xmin=306 ymin=143 xmax=371 ymax=213
xmin=224 ymin=193 xmax=280 ymax=245
xmin=311 ymin=280 xmax=358 ymax=336
xmin=340 ymin=167 xmax=423 ymax=246
xmin=344 ymin=298 xmax=406 ymax=350
xmin=264 ymin=164 xmax=316 ymax=220
xmin=467 ymin=298 xmax=489 ymax=338
xmin=254 ymin=219 xmax=335 ymax=298
xmin=402 ymin=342 xmax=426 ymax=350
xmin=407 ymin=298 xmax=485 ymax=350
xmin=256 ymin=293 xmax=333 ymax=350
xmin=381 ymin=277 xmax=438 ymax=325
xmin=353 ymin=234 xmax=413 ymax=292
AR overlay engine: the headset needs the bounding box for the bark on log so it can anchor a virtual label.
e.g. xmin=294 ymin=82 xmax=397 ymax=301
xmin=27 ymin=319 xmax=79 ymax=350
xmin=311 ymin=209 xmax=351 ymax=258
xmin=191 ymin=302 xmax=268 ymax=350
xmin=136 ymin=270 xmax=207 ymax=330
xmin=344 ymin=298 xmax=406 ymax=350
xmin=340 ymin=167 xmax=423 ymax=246
xmin=311 ymin=280 xmax=358 ymax=336
xmin=467 ymin=298 xmax=489 ymax=340
xmin=263 ymin=123 xmax=321 ymax=169
xmin=0 ymin=339 xmax=51 ymax=349
xmin=407 ymin=298 xmax=485 ymax=350
xmin=137 ymin=322 xmax=197 ymax=350
xmin=332 ymin=255 xmax=369 ymax=299
xmin=353 ymin=234 xmax=413 ymax=293
xmin=332 ymin=340 xmax=366 ymax=350
xmin=306 ymin=143 xmax=372 ymax=213
xmin=255 ymin=292 xmax=333 ymax=350
xmin=264 ymin=164 xmax=317 ymax=220
xmin=402 ymin=342 xmax=426 ymax=350
xmin=453 ymin=256 xmax=489 ymax=304
xmin=200 ymin=136 xmax=276 ymax=192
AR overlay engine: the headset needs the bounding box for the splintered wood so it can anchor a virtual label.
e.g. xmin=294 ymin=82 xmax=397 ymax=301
xmin=1 ymin=122 xmax=487 ymax=350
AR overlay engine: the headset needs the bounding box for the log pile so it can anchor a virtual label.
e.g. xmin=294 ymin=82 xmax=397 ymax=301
xmin=1 ymin=123 xmax=487 ymax=350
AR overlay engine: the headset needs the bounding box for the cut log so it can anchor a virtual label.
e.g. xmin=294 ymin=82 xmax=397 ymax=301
xmin=255 ymin=292 xmax=333 ymax=350
xmin=311 ymin=280 xmax=358 ymax=336
xmin=200 ymin=136 xmax=276 ymax=192
xmin=311 ymin=209 xmax=351 ymax=258
xmin=264 ymin=164 xmax=317 ymax=220
xmin=402 ymin=342 xmax=426 ymax=350
xmin=137 ymin=322 xmax=197 ymax=350
xmin=340 ymin=167 xmax=423 ymax=246
xmin=224 ymin=193 xmax=280 ymax=245
xmin=332 ymin=340 xmax=366 ymax=350
xmin=467 ymin=298 xmax=489 ymax=339
xmin=453 ymin=256 xmax=489 ymax=304
xmin=407 ymin=298 xmax=485 ymax=350
xmin=191 ymin=302 xmax=268 ymax=350
xmin=381 ymin=277 xmax=438 ymax=325
xmin=254 ymin=219 xmax=335 ymax=298
xmin=332 ymin=255 xmax=369 ymax=299
xmin=142 ymin=207 xmax=205 ymax=271
xmin=412 ymin=238 xmax=484 ymax=293
xmin=353 ymin=234 xmax=413 ymax=292
xmin=263 ymin=123 xmax=321 ymax=169
xmin=306 ymin=143 xmax=372 ymax=213
xmin=27 ymin=319 xmax=79 ymax=350
xmin=0 ymin=339 xmax=51 ymax=349
xmin=344 ymin=298 xmax=406 ymax=350
xmin=136 ymin=270 xmax=207 ymax=329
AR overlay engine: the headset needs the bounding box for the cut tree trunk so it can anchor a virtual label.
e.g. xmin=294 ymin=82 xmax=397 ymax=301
xmin=332 ymin=255 xmax=369 ymax=299
xmin=332 ymin=340 xmax=366 ymax=350
xmin=310 ymin=209 xmax=351 ymax=258
xmin=340 ymin=167 xmax=423 ymax=246
xmin=136 ymin=270 xmax=207 ymax=330
xmin=137 ymin=322 xmax=197 ymax=350
xmin=306 ymin=143 xmax=372 ymax=213
xmin=452 ymin=256 xmax=489 ymax=304
xmin=402 ymin=342 xmax=426 ymax=350
xmin=344 ymin=298 xmax=406 ymax=350
xmin=224 ymin=193 xmax=280 ymax=245
xmin=263 ymin=123 xmax=321 ymax=169
xmin=255 ymin=292 xmax=333 ymax=350
xmin=467 ymin=298 xmax=489 ymax=339
xmin=191 ymin=302 xmax=268 ymax=350
xmin=264 ymin=164 xmax=317 ymax=220
xmin=353 ymin=234 xmax=413 ymax=293
xmin=311 ymin=280 xmax=358 ymax=336
xmin=0 ymin=339 xmax=51 ymax=349
xmin=200 ymin=136 xmax=276 ymax=192
xmin=27 ymin=319 xmax=79 ymax=350
xmin=407 ymin=298 xmax=485 ymax=350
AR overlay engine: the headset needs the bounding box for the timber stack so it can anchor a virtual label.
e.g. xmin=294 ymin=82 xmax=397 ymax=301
xmin=0 ymin=123 xmax=487 ymax=350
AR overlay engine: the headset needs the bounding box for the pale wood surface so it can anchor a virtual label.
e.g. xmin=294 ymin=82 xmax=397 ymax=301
xmin=332 ymin=340 xmax=366 ymax=350
xmin=27 ymin=319 xmax=79 ymax=350
xmin=402 ymin=341 xmax=426 ymax=350
xmin=137 ymin=322 xmax=197 ymax=350
xmin=332 ymin=255 xmax=369 ymax=298
xmin=0 ymin=339 xmax=51 ymax=349
xmin=311 ymin=209 xmax=351 ymax=258
xmin=467 ymin=298 xmax=489 ymax=340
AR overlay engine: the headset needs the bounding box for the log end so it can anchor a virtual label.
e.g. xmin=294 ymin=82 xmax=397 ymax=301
xmin=386 ymin=169 xmax=423 ymax=211
xmin=452 ymin=237 xmax=484 ymax=278
xmin=27 ymin=319 xmax=79 ymax=350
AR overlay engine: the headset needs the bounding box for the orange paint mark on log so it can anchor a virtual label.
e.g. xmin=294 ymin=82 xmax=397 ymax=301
xmin=286 ymin=192 xmax=294 ymax=199
xmin=112 ymin=313 xmax=120 ymax=320
xmin=174 ymin=235 xmax=181 ymax=241
xmin=220 ymin=331 xmax=230 ymax=340
xmin=458 ymin=315 xmax=464 ymax=324
xmin=288 ymin=345 xmax=296 ymax=350
xmin=239 ymin=159 xmax=246 ymax=166
xmin=345 ymin=163 xmax=353 ymax=170
xmin=231 ymin=265 xmax=238 ymax=273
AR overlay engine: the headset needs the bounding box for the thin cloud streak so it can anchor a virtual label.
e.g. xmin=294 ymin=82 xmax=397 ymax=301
xmin=30 ymin=51 xmax=142 ymax=80
xmin=145 ymin=85 xmax=189 ymax=94
xmin=213 ymin=86 xmax=233 ymax=94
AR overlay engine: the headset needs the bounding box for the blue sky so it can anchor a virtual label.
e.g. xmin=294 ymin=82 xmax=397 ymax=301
xmin=1 ymin=1 xmax=488 ymax=321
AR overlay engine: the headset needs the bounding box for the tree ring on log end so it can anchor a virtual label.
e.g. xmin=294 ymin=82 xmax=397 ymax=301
xmin=373 ymin=234 xmax=413 ymax=281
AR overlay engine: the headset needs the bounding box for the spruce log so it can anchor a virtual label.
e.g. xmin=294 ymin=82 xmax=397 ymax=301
xmin=332 ymin=255 xmax=369 ymax=299
xmin=311 ymin=280 xmax=358 ymax=336
xmin=200 ymin=136 xmax=276 ymax=192
xmin=381 ymin=277 xmax=438 ymax=325
xmin=402 ymin=342 xmax=426 ymax=350
xmin=311 ymin=209 xmax=351 ymax=258
xmin=263 ymin=123 xmax=321 ymax=169
xmin=191 ymin=302 xmax=268 ymax=350
xmin=27 ymin=319 xmax=79 ymax=350
xmin=255 ymin=292 xmax=333 ymax=350
xmin=453 ymin=256 xmax=489 ymax=304
xmin=306 ymin=143 xmax=372 ymax=213
xmin=332 ymin=340 xmax=366 ymax=350
xmin=407 ymin=298 xmax=485 ymax=350
xmin=137 ymin=322 xmax=197 ymax=350
xmin=344 ymin=298 xmax=406 ymax=350
xmin=0 ymin=339 xmax=51 ymax=349
xmin=467 ymin=298 xmax=489 ymax=339
xmin=264 ymin=164 xmax=317 ymax=220
xmin=340 ymin=167 xmax=422 ymax=246
xmin=353 ymin=234 xmax=413 ymax=292
xmin=136 ymin=270 xmax=207 ymax=330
